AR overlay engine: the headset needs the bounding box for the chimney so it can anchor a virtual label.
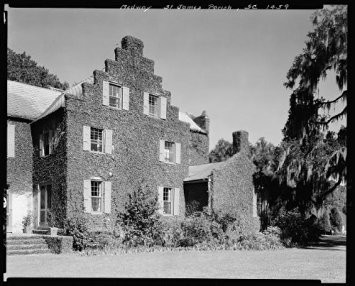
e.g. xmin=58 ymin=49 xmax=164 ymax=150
xmin=121 ymin=36 xmax=144 ymax=57
xmin=193 ymin=110 xmax=210 ymax=134
xmin=232 ymin=130 xmax=249 ymax=154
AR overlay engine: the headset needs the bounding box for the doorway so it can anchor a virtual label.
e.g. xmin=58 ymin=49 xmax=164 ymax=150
xmin=39 ymin=185 xmax=52 ymax=227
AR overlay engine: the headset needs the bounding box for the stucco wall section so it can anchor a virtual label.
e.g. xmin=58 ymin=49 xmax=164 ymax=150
xmin=7 ymin=119 xmax=33 ymax=195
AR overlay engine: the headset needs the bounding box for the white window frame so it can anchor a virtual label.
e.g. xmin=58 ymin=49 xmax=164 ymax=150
xmin=109 ymin=83 xmax=122 ymax=109
xmin=90 ymin=127 xmax=104 ymax=153
xmin=91 ymin=179 xmax=103 ymax=213
xmin=163 ymin=187 xmax=173 ymax=215
xmin=149 ymin=94 xmax=159 ymax=117
xmin=164 ymin=141 xmax=175 ymax=163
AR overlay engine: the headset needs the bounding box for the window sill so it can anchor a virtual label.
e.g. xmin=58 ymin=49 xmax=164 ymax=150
xmin=162 ymin=161 xmax=178 ymax=165
xmin=90 ymin=211 xmax=104 ymax=215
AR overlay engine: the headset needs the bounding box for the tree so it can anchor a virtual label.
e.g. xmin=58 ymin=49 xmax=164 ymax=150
xmin=283 ymin=5 xmax=347 ymax=140
xmin=277 ymin=6 xmax=347 ymax=215
xmin=209 ymin=139 xmax=234 ymax=163
xmin=7 ymin=48 xmax=69 ymax=90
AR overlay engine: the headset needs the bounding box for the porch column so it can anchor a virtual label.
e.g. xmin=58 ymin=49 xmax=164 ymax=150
xmin=207 ymin=175 xmax=213 ymax=213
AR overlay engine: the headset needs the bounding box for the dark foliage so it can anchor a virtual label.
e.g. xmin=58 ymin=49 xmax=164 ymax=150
xmin=7 ymin=48 xmax=69 ymax=90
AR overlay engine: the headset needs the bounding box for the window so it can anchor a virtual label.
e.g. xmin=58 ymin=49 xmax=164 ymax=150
xmin=158 ymin=187 xmax=180 ymax=216
xmin=39 ymin=122 xmax=57 ymax=157
xmin=164 ymin=141 xmax=175 ymax=163
xmin=91 ymin=180 xmax=103 ymax=212
xmin=83 ymin=126 xmax=113 ymax=154
xmin=159 ymin=140 xmax=181 ymax=164
xmin=109 ymin=84 xmax=122 ymax=108
xmin=90 ymin=128 xmax=103 ymax=152
xmin=103 ymin=81 xmax=129 ymax=110
xmin=143 ymin=92 xmax=167 ymax=119
xmin=163 ymin=188 xmax=172 ymax=215
xmin=83 ymin=179 xmax=111 ymax=214
xmin=149 ymin=94 xmax=159 ymax=117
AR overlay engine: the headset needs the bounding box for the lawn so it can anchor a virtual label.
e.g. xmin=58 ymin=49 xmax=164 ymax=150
xmin=5 ymin=240 xmax=346 ymax=283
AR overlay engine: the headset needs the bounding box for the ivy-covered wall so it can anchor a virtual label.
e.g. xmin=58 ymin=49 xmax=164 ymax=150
xmin=212 ymin=153 xmax=256 ymax=219
xmin=188 ymin=131 xmax=209 ymax=165
xmin=65 ymin=36 xmax=191 ymax=230
xmin=32 ymin=109 xmax=68 ymax=228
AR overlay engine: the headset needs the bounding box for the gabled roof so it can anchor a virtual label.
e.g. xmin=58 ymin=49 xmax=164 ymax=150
xmin=178 ymin=111 xmax=206 ymax=134
xmin=7 ymin=81 xmax=62 ymax=120
xmin=184 ymin=161 xmax=226 ymax=182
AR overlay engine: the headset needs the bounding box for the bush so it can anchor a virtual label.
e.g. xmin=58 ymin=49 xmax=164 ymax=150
xmin=272 ymin=207 xmax=321 ymax=247
xmin=117 ymin=184 xmax=163 ymax=247
xmin=64 ymin=212 xmax=90 ymax=251
xmin=43 ymin=236 xmax=74 ymax=254
xmin=318 ymin=210 xmax=332 ymax=234
xmin=160 ymin=217 xmax=184 ymax=247
xmin=329 ymin=207 xmax=343 ymax=232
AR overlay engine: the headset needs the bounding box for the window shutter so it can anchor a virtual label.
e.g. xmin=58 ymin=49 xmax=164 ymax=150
xmin=104 ymin=181 xmax=112 ymax=214
xmin=7 ymin=124 xmax=15 ymax=158
xmin=83 ymin=125 xmax=91 ymax=151
xmin=158 ymin=187 xmax=164 ymax=214
xmin=175 ymin=142 xmax=181 ymax=164
xmin=104 ymin=129 xmax=113 ymax=154
xmin=83 ymin=180 xmax=91 ymax=213
xmin=39 ymin=133 xmax=44 ymax=157
xmin=122 ymin=86 xmax=130 ymax=110
xmin=173 ymin=188 xmax=180 ymax=215
xmin=103 ymin=81 xmax=109 ymax=106
xmin=143 ymin=92 xmax=149 ymax=115
xmin=159 ymin=140 xmax=165 ymax=162
xmin=160 ymin=96 xmax=167 ymax=119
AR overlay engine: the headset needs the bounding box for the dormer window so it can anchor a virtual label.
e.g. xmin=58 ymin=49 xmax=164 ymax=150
xmin=109 ymin=84 xmax=122 ymax=108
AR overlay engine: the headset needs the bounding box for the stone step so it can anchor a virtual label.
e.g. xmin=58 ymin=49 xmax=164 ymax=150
xmin=7 ymin=243 xmax=49 ymax=251
xmin=7 ymin=238 xmax=47 ymax=245
xmin=7 ymin=248 xmax=51 ymax=255
xmin=7 ymin=235 xmax=46 ymax=241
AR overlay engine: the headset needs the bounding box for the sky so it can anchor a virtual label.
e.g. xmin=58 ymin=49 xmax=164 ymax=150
xmin=6 ymin=7 xmax=346 ymax=150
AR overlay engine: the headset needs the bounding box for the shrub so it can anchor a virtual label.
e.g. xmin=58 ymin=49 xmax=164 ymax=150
xmin=273 ymin=207 xmax=321 ymax=247
xmin=329 ymin=207 xmax=343 ymax=232
xmin=317 ymin=210 xmax=332 ymax=234
xmin=43 ymin=236 xmax=74 ymax=254
xmin=117 ymin=184 xmax=163 ymax=247
xmin=160 ymin=217 xmax=184 ymax=247
xmin=64 ymin=212 xmax=90 ymax=251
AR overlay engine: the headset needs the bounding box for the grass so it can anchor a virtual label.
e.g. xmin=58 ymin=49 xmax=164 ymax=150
xmin=5 ymin=238 xmax=345 ymax=283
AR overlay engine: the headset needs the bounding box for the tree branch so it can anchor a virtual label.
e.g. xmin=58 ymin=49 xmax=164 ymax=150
xmin=316 ymin=90 xmax=347 ymax=107
xmin=314 ymin=106 xmax=347 ymax=126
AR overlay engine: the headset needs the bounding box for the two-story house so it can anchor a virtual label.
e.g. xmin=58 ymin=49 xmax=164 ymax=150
xmin=7 ymin=36 xmax=258 ymax=233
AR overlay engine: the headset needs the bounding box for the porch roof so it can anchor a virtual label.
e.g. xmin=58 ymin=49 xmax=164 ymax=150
xmin=184 ymin=161 xmax=226 ymax=182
